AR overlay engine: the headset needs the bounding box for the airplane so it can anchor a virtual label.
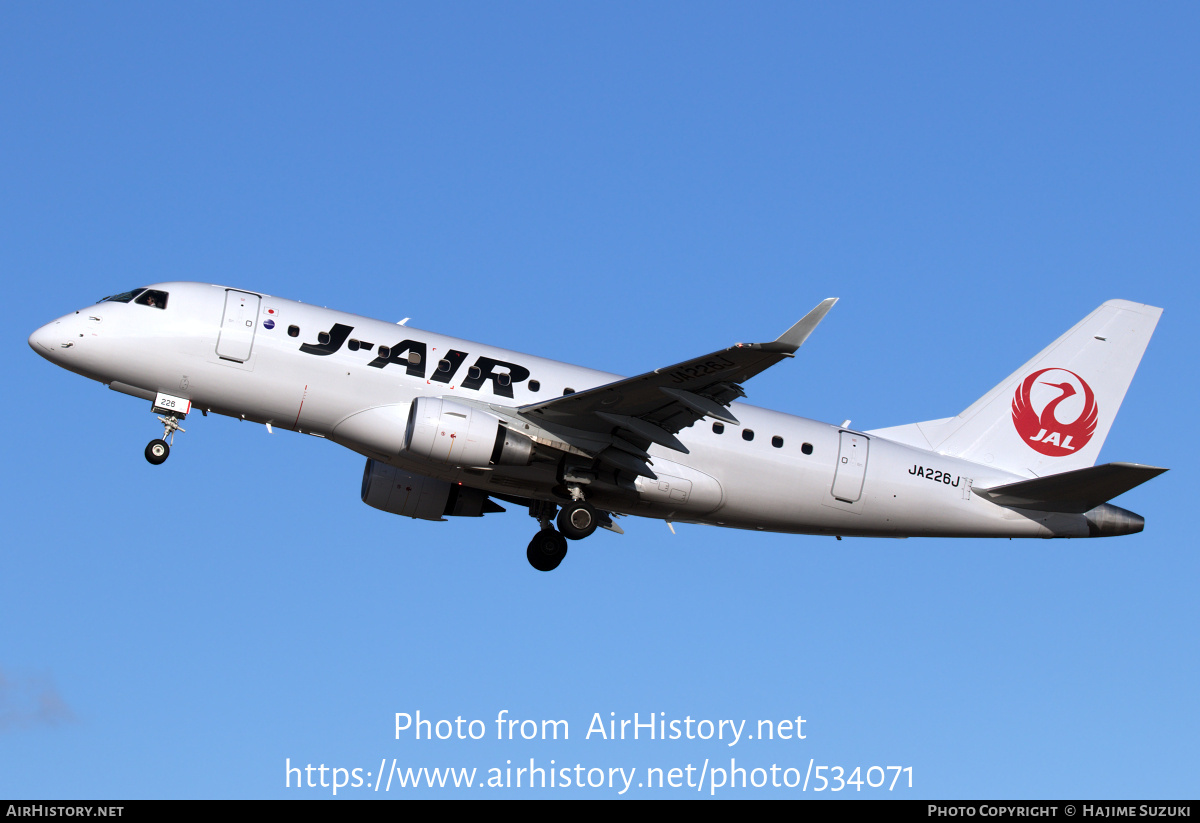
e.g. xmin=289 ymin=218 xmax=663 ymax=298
xmin=28 ymin=284 xmax=1166 ymax=571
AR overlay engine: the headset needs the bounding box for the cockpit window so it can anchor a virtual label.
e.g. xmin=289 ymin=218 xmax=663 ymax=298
xmin=100 ymin=288 xmax=147 ymax=304
xmin=135 ymin=290 xmax=168 ymax=309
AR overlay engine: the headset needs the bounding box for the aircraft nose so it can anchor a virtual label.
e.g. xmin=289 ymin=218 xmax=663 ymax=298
xmin=29 ymin=322 xmax=55 ymax=355
xmin=28 ymin=320 xmax=69 ymax=359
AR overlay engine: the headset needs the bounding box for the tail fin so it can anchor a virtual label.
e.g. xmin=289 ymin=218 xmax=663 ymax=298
xmin=869 ymin=299 xmax=1162 ymax=477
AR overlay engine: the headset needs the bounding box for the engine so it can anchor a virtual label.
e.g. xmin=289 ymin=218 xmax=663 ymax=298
xmin=405 ymin=397 xmax=533 ymax=467
xmin=360 ymin=460 xmax=503 ymax=520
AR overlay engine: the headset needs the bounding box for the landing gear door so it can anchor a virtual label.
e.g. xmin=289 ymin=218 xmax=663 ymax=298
xmin=831 ymin=432 xmax=869 ymax=503
xmin=216 ymin=290 xmax=261 ymax=362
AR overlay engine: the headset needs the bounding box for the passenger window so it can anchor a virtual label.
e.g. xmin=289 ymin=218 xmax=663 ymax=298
xmin=407 ymin=351 xmax=421 ymax=365
xmin=469 ymin=366 xmax=481 ymax=380
xmin=772 ymin=436 xmax=783 ymax=448
xmin=438 ymin=359 xmax=452 ymax=373
xmin=529 ymin=380 xmax=541 ymax=392
xmin=563 ymin=388 xmax=575 ymax=395
xmin=801 ymin=443 xmax=813 ymax=455
xmin=288 ymin=325 xmax=299 ymax=338
xmin=318 ymin=331 xmax=330 ymax=345
xmin=134 ymin=290 xmax=168 ymax=309
xmin=712 ymin=422 xmax=724 ymax=434
xmin=497 ymin=372 xmax=511 ymax=387
xmin=378 ymin=346 xmax=391 ymax=359
xmin=742 ymin=429 xmax=754 ymax=441
xmin=348 ymin=339 xmax=360 ymax=351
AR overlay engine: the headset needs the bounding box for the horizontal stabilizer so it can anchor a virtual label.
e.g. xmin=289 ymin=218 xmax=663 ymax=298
xmin=974 ymin=462 xmax=1167 ymax=513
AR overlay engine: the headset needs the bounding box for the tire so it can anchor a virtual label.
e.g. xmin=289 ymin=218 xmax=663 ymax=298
xmin=557 ymin=501 xmax=598 ymax=540
xmin=526 ymin=529 xmax=567 ymax=572
xmin=145 ymin=439 xmax=170 ymax=465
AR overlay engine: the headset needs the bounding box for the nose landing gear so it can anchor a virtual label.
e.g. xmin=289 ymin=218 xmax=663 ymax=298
xmin=145 ymin=414 xmax=185 ymax=465
xmin=145 ymin=439 xmax=170 ymax=465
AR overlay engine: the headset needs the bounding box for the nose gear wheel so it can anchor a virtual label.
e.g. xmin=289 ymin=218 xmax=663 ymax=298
xmin=144 ymin=414 xmax=185 ymax=465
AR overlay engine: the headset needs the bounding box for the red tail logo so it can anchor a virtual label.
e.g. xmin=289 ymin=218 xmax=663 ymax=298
xmin=1011 ymin=368 xmax=1098 ymax=457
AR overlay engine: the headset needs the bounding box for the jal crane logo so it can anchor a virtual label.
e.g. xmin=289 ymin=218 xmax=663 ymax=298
xmin=1011 ymin=368 xmax=1099 ymax=456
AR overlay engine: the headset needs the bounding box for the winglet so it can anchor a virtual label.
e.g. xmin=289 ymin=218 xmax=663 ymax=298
xmin=774 ymin=298 xmax=838 ymax=352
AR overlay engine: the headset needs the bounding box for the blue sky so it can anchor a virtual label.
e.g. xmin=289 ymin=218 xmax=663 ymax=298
xmin=2 ymin=3 xmax=1197 ymax=798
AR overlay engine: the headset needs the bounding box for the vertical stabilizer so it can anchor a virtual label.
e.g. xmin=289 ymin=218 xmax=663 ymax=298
xmin=869 ymin=300 xmax=1161 ymax=478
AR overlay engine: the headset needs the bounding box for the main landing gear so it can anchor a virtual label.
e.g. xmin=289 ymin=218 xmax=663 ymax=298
xmin=145 ymin=414 xmax=185 ymax=465
xmin=525 ymin=494 xmax=605 ymax=572
xmin=557 ymin=500 xmax=599 ymax=540
xmin=527 ymin=527 xmax=568 ymax=573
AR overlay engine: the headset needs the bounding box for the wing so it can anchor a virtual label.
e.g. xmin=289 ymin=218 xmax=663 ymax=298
xmin=515 ymin=298 xmax=837 ymax=478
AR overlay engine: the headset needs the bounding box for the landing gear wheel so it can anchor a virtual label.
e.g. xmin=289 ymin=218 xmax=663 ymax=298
xmin=147 ymin=414 xmax=184 ymax=465
xmin=557 ymin=501 xmax=598 ymax=540
xmin=145 ymin=439 xmax=170 ymax=465
xmin=526 ymin=529 xmax=568 ymax=572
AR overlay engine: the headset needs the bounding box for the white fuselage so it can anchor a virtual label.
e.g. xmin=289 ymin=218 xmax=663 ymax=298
xmin=29 ymin=282 xmax=1094 ymax=539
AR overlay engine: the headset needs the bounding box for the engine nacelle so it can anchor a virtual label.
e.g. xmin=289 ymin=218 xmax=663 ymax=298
xmin=360 ymin=460 xmax=503 ymax=520
xmin=405 ymin=397 xmax=533 ymax=467
xmin=361 ymin=460 xmax=453 ymax=520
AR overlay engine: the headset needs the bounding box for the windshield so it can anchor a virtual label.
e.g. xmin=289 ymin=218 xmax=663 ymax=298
xmin=134 ymin=289 xmax=168 ymax=309
xmin=99 ymin=288 xmax=147 ymax=304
